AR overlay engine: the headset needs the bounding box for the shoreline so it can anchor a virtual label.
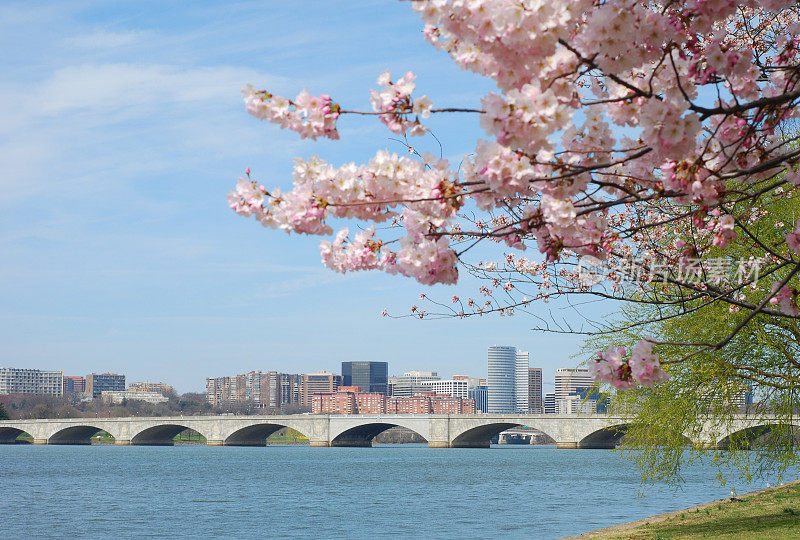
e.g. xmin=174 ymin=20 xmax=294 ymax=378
xmin=563 ymin=478 xmax=800 ymax=539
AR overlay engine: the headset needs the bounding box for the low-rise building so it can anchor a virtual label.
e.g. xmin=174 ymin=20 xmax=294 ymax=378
xmin=556 ymin=394 xmax=598 ymax=415
xmin=419 ymin=379 xmax=469 ymax=399
xmin=386 ymin=395 xmax=431 ymax=414
xmin=128 ymin=382 xmax=173 ymax=396
xmin=386 ymin=393 xmax=476 ymax=415
xmin=313 ymin=386 xmax=476 ymax=415
xmin=355 ymin=391 xmax=387 ymax=414
xmin=101 ymin=390 xmax=169 ymax=405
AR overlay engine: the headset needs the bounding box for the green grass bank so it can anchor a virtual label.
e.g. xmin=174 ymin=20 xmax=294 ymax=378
xmin=571 ymin=480 xmax=800 ymax=539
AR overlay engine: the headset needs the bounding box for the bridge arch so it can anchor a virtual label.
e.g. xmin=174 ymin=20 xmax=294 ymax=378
xmin=451 ymin=422 xmax=528 ymax=448
xmin=579 ymin=423 xmax=695 ymax=449
xmin=330 ymin=421 xmax=429 ymax=447
xmin=131 ymin=424 xmax=209 ymax=446
xmin=48 ymin=425 xmax=115 ymax=445
xmin=578 ymin=423 xmax=633 ymax=449
xmin=0 ymin=426 xmax=33 ymax=444
xmin=224 ymin=423 xmax=311 ymax=446
xmin=717 ymin=423 xmax=799 ymax=450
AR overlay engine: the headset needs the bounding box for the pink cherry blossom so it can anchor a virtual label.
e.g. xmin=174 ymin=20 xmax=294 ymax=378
xmin=787 ymin=220 xmax=800 ymax=256
xmin=242 ymin=84 xmax=339 ymax=140
xmin=369 ymin=70 xmax=431 ymax=136
xmin=629 ymin=339 xmax=669 ymax=386
xmin=712 ymin=215 xmax=737 ymax=248
xmin=230 ymin=1 xmax=800 ymax=391
xmin=770 ymin=282 xmax=800 ymax=316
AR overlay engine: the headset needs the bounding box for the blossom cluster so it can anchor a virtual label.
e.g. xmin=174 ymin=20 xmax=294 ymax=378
xmin=770 ymin=282 xmax=800 ymax=316
xmin=787 ymin=220 xmax=800 ymax=256
xmin=370 ymin=70 xmax=432 ymax=136
xmin=228 ymin=151 xmax=461 ymax=285
xmin=589 ymin=340 xmax=669 ymax=389
xmin=242 ymin=84 xmax=340 ymax=140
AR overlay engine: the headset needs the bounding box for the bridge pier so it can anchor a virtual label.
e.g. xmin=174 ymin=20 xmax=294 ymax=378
xmin=33 ymin=439 xmax=48 ymax=445
xmin=556 ymin=442 xmax=579 ymax=449
xmin=206 ymin=440 xmax=224 ymax=446
xmin=309 ymin=441 xmax=330 ymax=447
xmin=115 ymin=440 xmax=132 ymax=446
xmin=427 ymin=441 xmax=450 ymax=448
xmin=693 ymin=442 xmax=719 ymax=450
xmin=448 ymin=441 xmax=490 ymax=448
xmin=578 ymin=442 xmax=616 ymax=449
xmin=330 ymin=440 xmax=372 ymax=447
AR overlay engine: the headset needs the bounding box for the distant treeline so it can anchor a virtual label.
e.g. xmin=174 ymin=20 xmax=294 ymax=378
xmin=0 ymin=393 xmax=311 ymax=419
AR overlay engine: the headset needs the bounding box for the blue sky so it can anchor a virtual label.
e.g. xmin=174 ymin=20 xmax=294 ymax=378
xmin=0 ymin=1 xmax=603 ymax=393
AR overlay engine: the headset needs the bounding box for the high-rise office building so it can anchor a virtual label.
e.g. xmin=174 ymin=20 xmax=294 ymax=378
xmin=469 ymin=385 xmax=488 ymax=413
xmin=553 ymin=368 xmax=594 ymax=414
xmin=341 ymin=362 xmax=388 ymax=395
xmin=544 ymin=392 xmax=556 ymax=414
xmin=487 ymin=346 xmax=516 ymax=413
xmin=301 ymin=371 xmax=342 ymax=406
xmin=452 ymin=375 xmax=486 ymax=387
xmin=86 ymin=373 xmax=125 ymax=399
xmin=515 ymin=350 xmax=529 ymax=413
xmin=528 ymin=368 xmax=543 ymax=413
xmin=389 ymin=371 xmax=440 ymax=397
xmin=554 ymin=368 xmax=593 ymax=400
xmin=0 ymin=368 xmax=63 ymax=396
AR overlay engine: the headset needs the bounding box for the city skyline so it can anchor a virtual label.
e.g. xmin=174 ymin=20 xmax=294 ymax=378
xmin=1 ymin=342 xmax=560 ymax=404
xmin=2 ymin=341 xmax=567 ymax=395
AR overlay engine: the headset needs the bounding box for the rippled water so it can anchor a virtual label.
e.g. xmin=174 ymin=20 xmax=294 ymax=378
xmin=0 ymin=444 xmax=786 ymax=538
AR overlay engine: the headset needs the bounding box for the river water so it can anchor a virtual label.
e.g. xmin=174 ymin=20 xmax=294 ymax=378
xmin=0 ymin=444 xmax=787 ymax=538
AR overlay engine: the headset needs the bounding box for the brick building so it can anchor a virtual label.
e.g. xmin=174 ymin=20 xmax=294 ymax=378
xmin=315 ymin=387 xmax=475 ymax=415
xmin=312 ymin=386 xmax=387 ymax=414
xmin=62 ymin=376 xmax=86 ymax=395
xmin=300 ymin=371 xmax=341 ymax=407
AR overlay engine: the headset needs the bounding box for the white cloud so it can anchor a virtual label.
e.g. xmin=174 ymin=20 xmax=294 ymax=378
xmin=34 ymin=63 xmax=288 ymax=115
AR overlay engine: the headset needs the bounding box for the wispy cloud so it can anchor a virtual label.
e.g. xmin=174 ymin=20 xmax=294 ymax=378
xmin=65 ymin=29 xmax=148 ymax=50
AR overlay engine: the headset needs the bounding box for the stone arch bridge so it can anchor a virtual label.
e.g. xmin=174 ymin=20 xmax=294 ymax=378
xmin=0 ymin=414 xmax=787 ymax=449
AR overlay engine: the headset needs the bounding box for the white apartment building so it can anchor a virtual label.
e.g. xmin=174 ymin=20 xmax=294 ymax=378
xmin=556 ymin=394 xmax=598 ymax=415
xmin=420 ymin=379 xmax=470 ymax=399
xmin=515 ymin=350 xmax=529 ymax=413
xmin=0 ymin=367 xmax=63 ymax=396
